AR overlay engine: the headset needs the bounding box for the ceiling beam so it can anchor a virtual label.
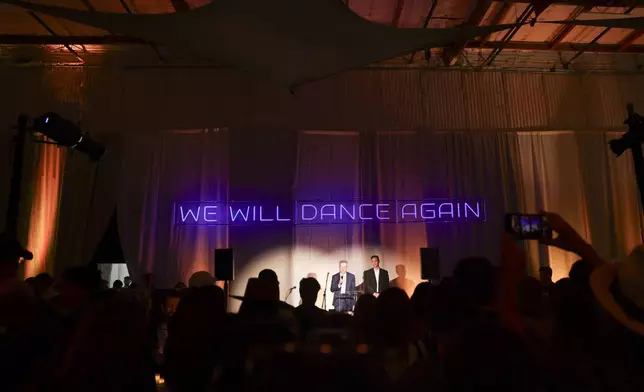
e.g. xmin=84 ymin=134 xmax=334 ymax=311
xmin=391 ymin=0 xmax=406 ymax=27
xmin=441 ymin=0 xmax=493 ymax=66
xmin=471 ymin=40 xmax=644 ymax=54
xmin=27 ymin=12 xmax=84 ymax=62
xmin=482 ymin=2 xmax=549 ymax=67
xmin=547 ymin=5 xmax=591 ymax=48
xmin=0 ymin=35 xmax=146 ymax=44
xmin=4 ymin=35 xmax=644 ymax=55
xmin=479 ymin=2 xmax=512 ymax=44
xmin=500 ymin=0 xmax=642 ymax=6
xmin=619 ymin=30 xmax=644 ymax=51
xmin=564 ymin=5 xmax=636 ymax=65
xmin=407 ymin=0 xmax=439 ymax=64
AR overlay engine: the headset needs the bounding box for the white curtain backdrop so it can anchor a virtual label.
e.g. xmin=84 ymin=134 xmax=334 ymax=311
xmin=10 ymin=127 xmax=639 ymax=293
xmin=291 ymin=131 xmax=365 ymax=309
xmin=118 ymin=130 xmax=229 ymax=288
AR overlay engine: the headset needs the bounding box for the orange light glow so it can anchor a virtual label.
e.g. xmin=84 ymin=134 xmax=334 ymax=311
xmin=25 ymin=143 xmax=65 ymax=277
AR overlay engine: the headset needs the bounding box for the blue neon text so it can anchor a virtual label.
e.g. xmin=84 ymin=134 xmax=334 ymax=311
xmin=176 ymin=200 xmax=485 ymax=225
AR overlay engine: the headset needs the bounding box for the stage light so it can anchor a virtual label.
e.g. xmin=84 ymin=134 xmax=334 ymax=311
xmin=611 ymin=103 xmax=644 ymax=158
xmin=32 ymin=113 xmax=105 ymax=161
xmin=609 ymin=136 xmax=630 ymax=157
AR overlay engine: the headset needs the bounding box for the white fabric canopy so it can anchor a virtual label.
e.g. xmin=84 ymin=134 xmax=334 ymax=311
xmin=3 ymin=0 xmax=520 ymax=88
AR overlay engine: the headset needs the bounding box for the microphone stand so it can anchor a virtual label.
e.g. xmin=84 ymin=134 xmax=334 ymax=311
xmin=321 ymin=272 xmax=329 ymax=310
xmin=285 ymin=286 xmax=295 ymax=302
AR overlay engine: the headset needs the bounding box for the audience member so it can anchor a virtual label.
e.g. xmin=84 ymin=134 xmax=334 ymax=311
xmin=293 ymin=277 xmax=326 ymax=339
xmin=113 ymin=279 xmax=124 ymax=290
xmin=0 ymin=234 xmax=37 ymax=392
xmin=4 ymin=211 xmax=644 ymax=392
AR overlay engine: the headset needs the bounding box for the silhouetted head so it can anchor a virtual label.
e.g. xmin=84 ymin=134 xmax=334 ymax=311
xmin=34 ymin=272 xmax=53 ymax=294
xmin=453 ymin=257 xmax=496 ymax=308
xmin=258 ymin=269 xmax=279 ymax=284
xmin=240 ymin=277 xmax=280 ymax=309
xmin=551 ymin=277 xmax=597 ymax=341
xmin=539 ymin=266 xmax=553 ymax=284
xmin=299 ymin=277 xmax=320 ymax=306
xmin=376 ymin=288 xmax=412 ymax=346
xmin=0 ymin=234 xmax=32 ymax=282
xmin=410 ymin=281 xmax=434 ymax=321
xmin=395 ymin=264 xmax=406 ymax=278
xmin=188 ymin=271 xmax=214 ymax=288
xmin=569 ymin=259 xmax=594 ymax=288
xmin=112 ymin=280 xmax=123 ymax=290
xmin=123 ymin=276 xmax=132 ymax=287
xmin=353 ymin=294 xmax=378 ymax=344
xmin=59 ymin=266 xmax=102 ymax=309
xmin=174 ymin=285 xmax=226 ymax=321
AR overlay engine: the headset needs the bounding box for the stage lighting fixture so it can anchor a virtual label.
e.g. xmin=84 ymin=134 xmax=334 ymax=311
xmin=32 ymin=113 xmax=105 ymax=161
xmin=609 ymin=136 xmax=630 ymax=157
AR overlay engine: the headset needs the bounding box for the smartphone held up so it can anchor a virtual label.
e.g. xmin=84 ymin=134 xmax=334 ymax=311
xmin=504 ymin=213 xmax=553 ymax=240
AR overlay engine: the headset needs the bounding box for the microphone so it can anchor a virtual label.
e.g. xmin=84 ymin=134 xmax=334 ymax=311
xmin=285 ymin=286 xmax=296 ymax=302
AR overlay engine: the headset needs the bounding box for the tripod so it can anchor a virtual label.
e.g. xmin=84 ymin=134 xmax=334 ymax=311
xmin=321 ymin=272 xmax=329 ymax=310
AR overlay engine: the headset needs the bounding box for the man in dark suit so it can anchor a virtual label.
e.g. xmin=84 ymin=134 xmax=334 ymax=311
xmin=363 ymin=255 xmax=389 ymax=297
xmin=330 ymin=260 xmax=356 ymax=312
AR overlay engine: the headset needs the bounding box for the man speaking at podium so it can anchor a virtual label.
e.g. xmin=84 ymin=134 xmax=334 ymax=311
xmin=330 ymin=260 xmax=356 ymax=312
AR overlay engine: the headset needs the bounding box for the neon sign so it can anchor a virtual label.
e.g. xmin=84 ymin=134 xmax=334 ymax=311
xmin=175 ymin=200 xmax=486 ymax=225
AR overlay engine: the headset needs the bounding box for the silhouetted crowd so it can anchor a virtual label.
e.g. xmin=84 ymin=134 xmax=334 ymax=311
xmin=1 ymin=212 xmax=644 ymax=392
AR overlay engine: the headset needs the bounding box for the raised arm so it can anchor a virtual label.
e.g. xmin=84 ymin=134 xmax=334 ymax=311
xmin=539 ymin=212 xmax=606 ymax=268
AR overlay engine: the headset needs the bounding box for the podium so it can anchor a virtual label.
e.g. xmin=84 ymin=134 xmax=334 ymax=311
xmin=333 ymin=291 xmax=362 ymax=313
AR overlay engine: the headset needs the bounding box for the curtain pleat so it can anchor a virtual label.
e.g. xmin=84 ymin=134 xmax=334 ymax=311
xmin=118 ymin=130 xmax=229 ymax=288
xmin=227 ymin=128 xmax=298 ymax=310
xmin=292 ymin=131 xmax=362 ymax=308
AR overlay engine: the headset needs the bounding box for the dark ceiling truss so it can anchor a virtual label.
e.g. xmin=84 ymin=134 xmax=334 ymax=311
xmin=478 ymin=2 xmax=512 ymax=44
xmin=5 ymin=0 xmax=644 ymax=65
xmin=391 ymin=0 xmax=406 ymax=27
xmin=407 ymin=0 xmax=439 ymax=64
xmin=4 ymin=35 xmax=644 ymax=54
xmin=481 ymin=2 xmax=550 ymax=67
xmin=562 ymin=5 xmax=636 ymax=67
xmin=501 ymin=0 xmax=643 ymax=6
xmin=28 ymin=10 xmax=84 ymax=62
xmin=547 ymin=5 xmax=591 ymax=48
xmin=116 ymin=0 xmax=167 ymax=61
xmin=441 ymin=0 xmax=493 ymax=66
xmin=620 ymin=29 xmax=644 ymax=51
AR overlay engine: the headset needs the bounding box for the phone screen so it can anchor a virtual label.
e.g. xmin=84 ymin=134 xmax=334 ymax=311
xmin=505 ymin=213 xmax=552 ymax=240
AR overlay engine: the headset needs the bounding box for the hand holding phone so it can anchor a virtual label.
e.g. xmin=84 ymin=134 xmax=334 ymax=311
xmin=504 ymin=213 xmax=553 ymax=240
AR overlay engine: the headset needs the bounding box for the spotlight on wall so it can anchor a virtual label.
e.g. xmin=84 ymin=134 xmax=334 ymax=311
xmin=32 ymin=113 xmax=105 ymax=161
